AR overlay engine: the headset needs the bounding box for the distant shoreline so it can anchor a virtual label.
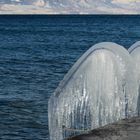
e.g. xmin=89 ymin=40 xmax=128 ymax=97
xmin=0 ymin=14 xmax=140 ymax=16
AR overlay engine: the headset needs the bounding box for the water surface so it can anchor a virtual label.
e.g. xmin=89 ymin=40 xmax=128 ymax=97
xmin=0 ymin=15 xmax=140 ymax=139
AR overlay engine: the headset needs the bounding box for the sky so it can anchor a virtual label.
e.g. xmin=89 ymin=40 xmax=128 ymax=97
xmin=0 ymin=0 xmax=140 ymax=14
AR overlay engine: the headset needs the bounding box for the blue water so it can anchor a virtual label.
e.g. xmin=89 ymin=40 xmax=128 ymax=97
xmin=0 ymin=15 xmax=140 ymax=139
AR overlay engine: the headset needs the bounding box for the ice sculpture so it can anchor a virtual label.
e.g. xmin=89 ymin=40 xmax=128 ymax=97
xmin=129 ymin=41 xmax=140 ymax=115
xmin=48 ymin=42 xmax=138 ymax=140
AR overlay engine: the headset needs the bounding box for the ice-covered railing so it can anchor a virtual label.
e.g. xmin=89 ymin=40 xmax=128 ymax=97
xmin=48 ymin=42 xmax=139 ymax=140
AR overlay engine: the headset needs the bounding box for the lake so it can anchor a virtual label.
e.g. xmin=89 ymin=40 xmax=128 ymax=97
xmin=0 ymin=15 xmax=140 ymax=139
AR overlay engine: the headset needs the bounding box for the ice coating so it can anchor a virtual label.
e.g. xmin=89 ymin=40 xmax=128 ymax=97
xmin=129 ymin=41 xmax=140 ymax=82
xmin=48 ymin=42 xmax=138 ymax=140
xmin=128 ymin=41 xmax=140 ymax=115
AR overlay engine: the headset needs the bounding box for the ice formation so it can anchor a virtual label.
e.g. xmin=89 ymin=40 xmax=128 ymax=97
xmin=48 ymin=42 xmax=138 ymax=140
xmin=129 ymin=41 xmax=140 ymax=115
xmin=129 ymin=41 xmax=140 ymax=82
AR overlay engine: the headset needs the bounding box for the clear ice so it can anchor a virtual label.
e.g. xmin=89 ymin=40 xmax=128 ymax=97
xmin=129 ymin=41 xmax=140 ymax=115
xmin=48 ymin=42 xmax=138 ymax=140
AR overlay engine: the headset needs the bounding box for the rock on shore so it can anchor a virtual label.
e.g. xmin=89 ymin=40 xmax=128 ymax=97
xmin=66 ymin=117 xmax=140 ymax=140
